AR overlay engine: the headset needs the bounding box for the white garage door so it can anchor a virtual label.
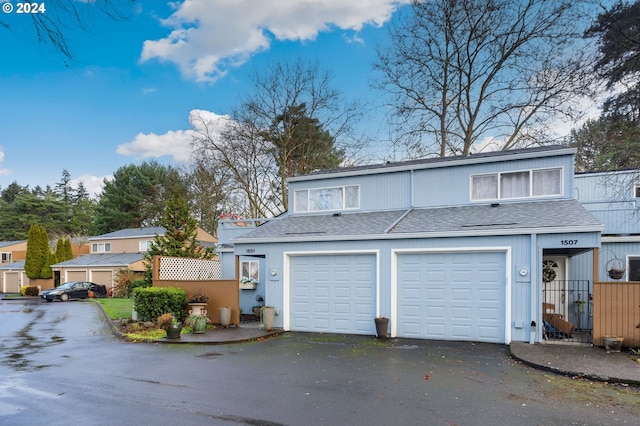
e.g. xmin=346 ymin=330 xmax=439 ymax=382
xmin=4 ymin=272 xmax=21 ymax=293
xmin=397 ymin=252 xmax=506 ymax=343
xmin=290 ymin=254 xmax=376 ymax=335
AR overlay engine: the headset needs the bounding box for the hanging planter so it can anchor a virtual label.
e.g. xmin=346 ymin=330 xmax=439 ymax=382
xmin=606 ymin=258 xmax=625 ymax=280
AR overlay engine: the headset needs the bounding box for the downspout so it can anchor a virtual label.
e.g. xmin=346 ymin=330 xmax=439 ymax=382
xmin=530 ymin=233 xmax=539 ymax=344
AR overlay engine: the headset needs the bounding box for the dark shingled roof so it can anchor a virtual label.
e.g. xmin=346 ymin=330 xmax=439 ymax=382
xmin=52 ymin=253 xmax=145 ymax=267
xmin=233 ymin=199 xmax=602 ymax=243
xmin=89 ymin=227 xmax=166 ymax=240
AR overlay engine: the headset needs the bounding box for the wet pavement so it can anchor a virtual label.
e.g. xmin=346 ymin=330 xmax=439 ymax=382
xmin=1 ymin=297 xmax=640 ymax=425
xmin=96 ymin=299 xmax=640 ymax=387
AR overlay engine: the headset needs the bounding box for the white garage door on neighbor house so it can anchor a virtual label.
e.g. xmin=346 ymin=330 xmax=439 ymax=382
xmin=397 ymin=251 xmax=506 ymax=343
xmin=290 ymin=254 xmax=376 ymax=335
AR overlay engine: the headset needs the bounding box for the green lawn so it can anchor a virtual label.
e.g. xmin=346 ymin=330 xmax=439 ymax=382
xmin=94 ymin=298 xmax=133 ymax=320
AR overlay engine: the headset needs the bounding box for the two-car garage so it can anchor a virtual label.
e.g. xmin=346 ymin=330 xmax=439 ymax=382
xmin=286 ymin=250 xmax=508 ymax=343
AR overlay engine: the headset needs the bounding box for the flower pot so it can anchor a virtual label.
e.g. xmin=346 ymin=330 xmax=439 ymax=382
xmin=253 ymin=306 xmax=262 ymax=317
xmin=262 ymin=306 xmax=275 ymax=331
xmin=604 ymin=336 xmax=624 ymax=353
xmin=220 ymin=307 xmax=231 ymax=327
xmin=608 ymin=269 xmax=625 ymax=280
xmin=189 ymin=303 xmax=207 ymax=316
xmin=189 ymin=314 xmax=208 ymax=334
xmin=374 ymin=317 xmax=389 ymax=339
xmin=166 ymin=324 xmax=182 ymax=339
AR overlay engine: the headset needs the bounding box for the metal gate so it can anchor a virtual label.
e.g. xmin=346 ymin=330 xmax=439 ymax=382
xmin=542 ymin=280 xmax=592 ymax=344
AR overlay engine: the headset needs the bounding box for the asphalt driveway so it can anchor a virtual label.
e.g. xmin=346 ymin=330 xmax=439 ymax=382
xmin=1 ymin=298 xmax=639 ymax=425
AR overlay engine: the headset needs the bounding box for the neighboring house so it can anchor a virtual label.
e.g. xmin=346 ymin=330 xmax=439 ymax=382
xmin=0 ymin=240 xmax=27 ymax=265
xmin=220 ymin=145 xmax=605 ymax=344
xmin=0 ymin=240 xmax=89 ymax=292
xmin=0 ymin=240 xmax=28 ymax=293
xmin=0 ymin=260 xmax=29 ymax=293
xmin=52 ymin=226 xmax=218 ymax=292
xmin=574 ymin=170 xmax=640 ymax=281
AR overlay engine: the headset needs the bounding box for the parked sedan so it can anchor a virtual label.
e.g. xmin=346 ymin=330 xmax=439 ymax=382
xmin=40 ymin=281 xmax=107 ymax=302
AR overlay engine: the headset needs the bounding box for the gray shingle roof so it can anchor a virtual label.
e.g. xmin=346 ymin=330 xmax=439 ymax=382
xmin=0 ymin=260 xmax=25 ymax=270
xmin=233 ymin=200 xmax=602 ymax=243
xmin=89 ymin=227 xmax=166 ymax=240
xmin=52 ymin=253 xmax=145 ymax=267
xmin=0 ymin=240 xmax=26 ymax=249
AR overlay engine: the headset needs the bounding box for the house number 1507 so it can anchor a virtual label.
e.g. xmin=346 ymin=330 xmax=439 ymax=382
xmin=561 ymin=240 xmax=578 ymax=245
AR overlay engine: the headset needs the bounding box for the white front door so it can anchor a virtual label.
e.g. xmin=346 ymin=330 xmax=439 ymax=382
xmin=542 ymin=256 xmax=567 ymax=317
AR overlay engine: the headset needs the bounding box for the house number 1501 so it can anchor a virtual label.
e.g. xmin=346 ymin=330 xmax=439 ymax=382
xmin=561 ymin=240 xmax=578 ymax=245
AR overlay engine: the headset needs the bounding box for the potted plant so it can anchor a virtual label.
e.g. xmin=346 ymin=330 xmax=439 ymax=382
xmin=240 ymin=276 xmax=258 ymax=290
xmin=374 ymin=316 xmax=389 ymax=339
xmin=188 ymin=293 xmax=208 ymax=315
xmin=186 ymin=311 xmax=210 ymax=334
xmin=252 ymin=305 xmax=263 ymax=318
xmin=603 ymin=336 xmax=624 ymax=353
xmin=261 ymin=306 xmax=275 ymax=331
xmin=158 ymin=313 xmax=182 ymax=339
xmin=605 ymin=257 xmax=625 ymax=280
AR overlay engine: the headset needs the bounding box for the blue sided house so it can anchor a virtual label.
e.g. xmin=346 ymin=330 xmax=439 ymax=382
xmin=219 ymin=145 xmax=607 ymax=344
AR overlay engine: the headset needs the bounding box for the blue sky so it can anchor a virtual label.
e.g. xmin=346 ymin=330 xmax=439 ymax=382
xmin=0 ymin=0 xmax=411 ymax=196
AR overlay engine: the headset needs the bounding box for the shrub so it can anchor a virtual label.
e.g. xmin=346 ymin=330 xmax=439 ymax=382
xmin=24 ymin=286 xmax=40 ymax=297
xmin=132 ymin=287 xmax=187 ymax=322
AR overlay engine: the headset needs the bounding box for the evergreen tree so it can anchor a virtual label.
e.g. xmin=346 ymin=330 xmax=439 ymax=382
xmin=24 ymin=224 xmax=51 ymax=279
xmin=143 ymin=188 xmax=215 ymax=283
xmin=64 ymin=238 xmax=74 ymax=260
xmin=55 ymin=238 xmax=74 ymax=262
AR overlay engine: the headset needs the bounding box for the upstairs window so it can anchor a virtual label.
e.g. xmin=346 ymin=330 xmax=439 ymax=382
xmin=139 ymin=240 xmax=153 ymax=252
xmin=634 ymin=184 xmax=640 ymax=198
xmin=1 ymin=252 xmax=11 ymax=264
xmin=294 ymin=185 xmax=360 ymax=213
xmin=471 ymin=167 xmax=562 ymax=201
xmin=92 ymin=242 xmax=111 ymax=253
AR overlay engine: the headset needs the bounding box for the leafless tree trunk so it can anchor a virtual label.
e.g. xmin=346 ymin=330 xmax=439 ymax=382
xmin=374 ymin=0 xmax=596 ymax=157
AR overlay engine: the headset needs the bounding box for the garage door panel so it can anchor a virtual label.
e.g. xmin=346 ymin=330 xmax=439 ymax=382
xmin=291 ymin=254 xmax=376 ymax=335
xmin=398 ymin=252 xmax=505 ymax=343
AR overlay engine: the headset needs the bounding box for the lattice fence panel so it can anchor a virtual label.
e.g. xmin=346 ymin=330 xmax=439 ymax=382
xmin=158 ymin=257 xmax=221 ymax=281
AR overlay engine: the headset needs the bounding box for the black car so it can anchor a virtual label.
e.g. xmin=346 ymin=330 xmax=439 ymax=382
xmin=40 ymin=281 xmax=107 ymax=302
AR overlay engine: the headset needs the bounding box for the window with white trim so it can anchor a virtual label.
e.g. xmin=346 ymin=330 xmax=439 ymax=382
xmin=139 ymin=240 xmax=153 ymax=252
xmin=240 ymin=260 xmax=259 ymax=283
xmin=634 ymin=183 xmax=640 ymax=198
xmin=91 ymin=242 xmax=111 ymax=253
xmin=628 ymin=256 xmax=640 ymax=281
xmin=294 ymin=185 xmax=360 ymax=213
xmin=471 ymin=167 xmax=562 ymax=201
xmin=1 ymin=252 xmax=12 ymax=264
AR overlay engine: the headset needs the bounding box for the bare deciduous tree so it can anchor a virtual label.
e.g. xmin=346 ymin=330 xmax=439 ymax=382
xmin=192 ymin=59 xmax=362 ymax=217
xmin=374 ymin=0 xmax=596 ymax=157
xmin=1 ymin=0 xmax=136 ymax=63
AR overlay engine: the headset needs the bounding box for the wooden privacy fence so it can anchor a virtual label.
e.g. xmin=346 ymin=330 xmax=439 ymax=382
xmin=152 ymin=256 xmax=239 ymax=326
xmin=592 ymin=248 xmax=640 ymax=347
xmin=592 ymin=281 xmax=640 ymax=347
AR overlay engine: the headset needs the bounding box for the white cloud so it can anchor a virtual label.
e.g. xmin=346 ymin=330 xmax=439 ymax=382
xmin=117 ymin=129 xmax=195 ymax=163
xmin=71 ymin=174 xmax=111 ymax=198
xmin=140 ymin=0 xmax=410 ymax=82
xmin=116 ymin=109 xmax=232 ymax=163
xmin=0 ymin=147 xmax=10 ymax=176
